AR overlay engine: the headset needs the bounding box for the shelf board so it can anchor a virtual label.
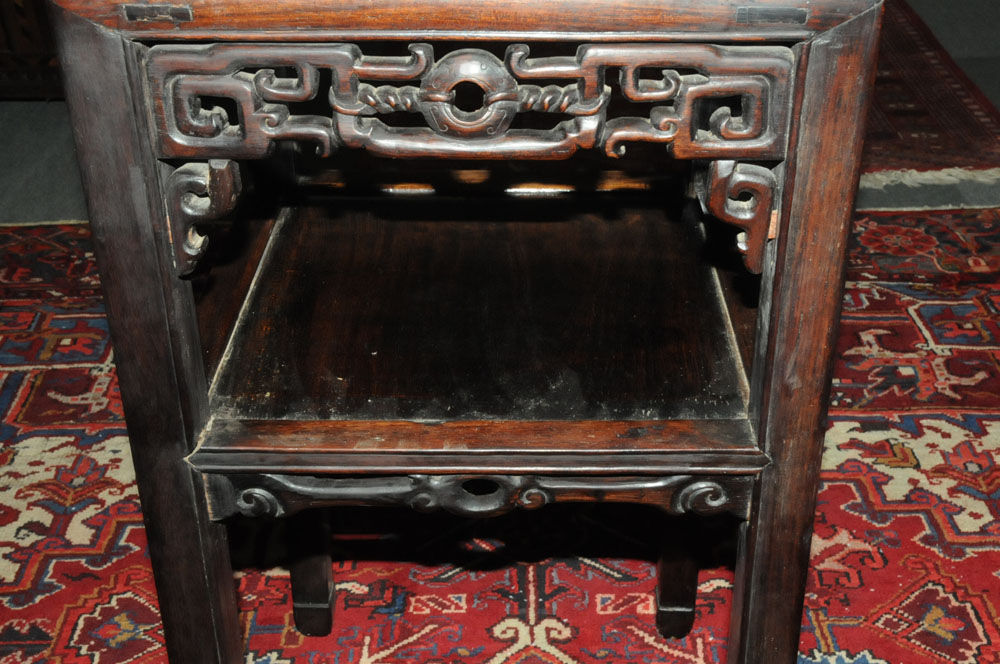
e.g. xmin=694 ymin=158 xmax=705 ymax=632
xmin=208 ymin=196 xmax=751 ymax=423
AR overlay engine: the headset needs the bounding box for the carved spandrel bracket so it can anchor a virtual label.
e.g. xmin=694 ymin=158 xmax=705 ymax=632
xmin=204 ymin=473 xmax=754 ymax=521
xmin=165 ymin=159 xmax=243 ymax=276
xmin=697 ymin=160 xmax=779 ymax=274
xmin=146 ymin=42 xmax=793 ymax=162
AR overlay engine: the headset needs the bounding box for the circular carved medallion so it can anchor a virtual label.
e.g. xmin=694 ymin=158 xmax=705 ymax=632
xmin=420 ymin=49 xmax=519 ymax=139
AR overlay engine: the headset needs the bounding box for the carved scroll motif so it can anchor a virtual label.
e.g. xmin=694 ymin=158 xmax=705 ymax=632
xmin=164 ymin=159 xmax=242 ymax=275
xmin=207 ymin=473 xmax=753 ymax=521
xmin=146 ymin=42 xmax=793 ymax=161
xmin=697 ymin=160 xmax=778 ymax=273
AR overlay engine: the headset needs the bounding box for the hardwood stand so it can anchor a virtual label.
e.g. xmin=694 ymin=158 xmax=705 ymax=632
xmin=49 ymin=1 xmax=883 ymax=661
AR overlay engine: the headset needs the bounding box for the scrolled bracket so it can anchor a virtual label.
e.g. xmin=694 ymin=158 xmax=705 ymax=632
xmin=697 ymin=160 xmax=778 ymax=274
xmin=235 ymin=486 xmax=283 ymax=517
xmin=164 ymin=159 xmax=243 ymax=276
xmin=671 ymin=480 xmax=732 ymax=515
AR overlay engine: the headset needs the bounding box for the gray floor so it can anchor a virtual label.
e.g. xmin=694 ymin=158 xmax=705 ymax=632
xmin=907 ymin=0 xmax=1000 ymax=107
xmin=0 ymin=5 xmax=997 ymax=223
xmin=0 ymin=101 xmax=86 ymax=222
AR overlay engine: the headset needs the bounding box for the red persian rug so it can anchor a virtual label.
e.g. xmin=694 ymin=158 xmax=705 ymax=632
xmin=3 ymin=209 xmax=999 ymax=664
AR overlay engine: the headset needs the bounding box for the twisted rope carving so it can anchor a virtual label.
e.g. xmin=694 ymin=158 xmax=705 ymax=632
xmin=356 ymin=84 xmax=422 ymax=113
xmin=356 ymin=83 xmax=584 ymax=116
xmin=518 ymin=85 xmax=582 ymax=113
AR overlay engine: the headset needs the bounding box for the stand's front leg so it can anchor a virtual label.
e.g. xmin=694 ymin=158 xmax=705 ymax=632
xmin=728 ymin=6 xmax=883 ymax=663
xmin=51 ymin=8 xmax=243 ymax=663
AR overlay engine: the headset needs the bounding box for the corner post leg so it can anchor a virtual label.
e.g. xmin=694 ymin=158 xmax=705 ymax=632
xmin=50 ymin=7 xmax=243 ymax=663
xmin=727 ymin=6 xmax=883 ymax=663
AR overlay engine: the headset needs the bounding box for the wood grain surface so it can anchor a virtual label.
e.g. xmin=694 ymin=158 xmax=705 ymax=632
xmin=209 ymin=198 xmax=750 ymax=422
xmin=54 ymin=0 xmax=879 ymax=41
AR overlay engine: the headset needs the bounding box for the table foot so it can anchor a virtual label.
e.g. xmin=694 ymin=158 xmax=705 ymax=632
xmin=289 ymin=512 xmax=334 ymax=636
xmin=655 ymin=535 xmax=698 ymax=639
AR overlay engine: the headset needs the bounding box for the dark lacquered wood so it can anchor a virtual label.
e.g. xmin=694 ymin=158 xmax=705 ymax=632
xmin=53 ymin=0 xmax=878 ymax=42
xmin=164 ymin=159 xmax=243 ymax=275
xmin=656 ymin=530 xmax=699 ymax=637
xmin=192 ymin=213 xmax=280 ymax=377
xmin=696 ymin=160 xmax=777 ymax=273
xmin=50 ymin=6 xmax=241 ymax=664
xmin=144 ymin=42 xmax=792 ymax=164
xmin=288 ymin=511 xmax=334 ymax=636
xmin=716 ymin=263 xmax=760 ymax=376
xmin=210 ymin=199 xmax=749 ymax=421
xmin=189 ymin=418 xmax=766 ymax=475
xmin=208 ymin=473 xmax=756 ymax=522
xmin=727 ymin=6 xmax=884 ymax=663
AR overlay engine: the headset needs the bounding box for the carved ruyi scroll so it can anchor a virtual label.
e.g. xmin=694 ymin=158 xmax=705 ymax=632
xmin=164 ymin=159 xmax=242 ymax=275
xmin=205 ymin=473 xmax=754 ymax=520
xmin=697 ymin=160 xmax=779 ymax=273
xmin=146 ymin=42 xmax=793 ymax=161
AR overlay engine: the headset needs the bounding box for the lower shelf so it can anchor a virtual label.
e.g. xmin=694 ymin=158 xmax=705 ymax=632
xmin=193 ymin=194 xmax=763 ymax=475
xmin=208 ymin=196 xmax=751 ymax=421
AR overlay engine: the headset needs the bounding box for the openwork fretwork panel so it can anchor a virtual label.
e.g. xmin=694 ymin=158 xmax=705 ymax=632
xmin=146 ymin=42 xmax=794 ymax=161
